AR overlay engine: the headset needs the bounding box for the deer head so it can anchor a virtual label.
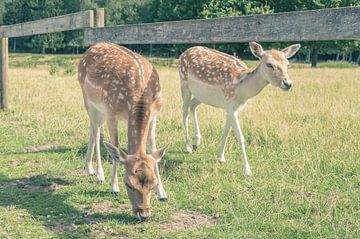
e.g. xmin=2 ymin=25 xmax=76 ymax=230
xmin=249 ymin=42 xmax=301 ymax=91
xmin=104 ymin=142 xmax=168 ymax=221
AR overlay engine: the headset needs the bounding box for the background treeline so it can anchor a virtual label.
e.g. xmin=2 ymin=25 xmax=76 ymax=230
xmin=0 ymin=0 xmax=359 ymax=67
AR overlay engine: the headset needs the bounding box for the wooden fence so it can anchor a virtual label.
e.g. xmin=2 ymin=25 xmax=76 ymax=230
xmin=0 ymin=8 xmax=104 ymax=110
xmin=1 ymin=6 xmax=360 ymax=110
xmin=84 ymin=6 xmax=360 ymax=44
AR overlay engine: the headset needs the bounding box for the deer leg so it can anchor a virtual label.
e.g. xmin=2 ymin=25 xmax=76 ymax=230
xmin=148 ymin=117 xmax=168 ymax=201
xmin=84 ymin=123 xmax=96 ymax=175
xmin=147 ymin=117 xmax=157 ymax=153
xmin=181 ymin=85 xmax=193 ymax=153
xmin=229 ymin=110 xmax=252 ymax=176
xmin=217 ymin=114 xmax=231 ymax=163
xmin=107 ymin=114 xmax=120 ymax=194
xmin=189 ymin=98 xmax=201 ymax=150
xmin=85 ymin=104 xmax=104 ymax=177
xmin=155 ymin=162 xmax=168 ymax=201
xmin=95 ymin=125 xmax=105 ymax=183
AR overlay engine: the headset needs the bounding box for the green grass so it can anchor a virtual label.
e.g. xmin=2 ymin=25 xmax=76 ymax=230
xmin=0 ymin=54 xmax=359 ymax=238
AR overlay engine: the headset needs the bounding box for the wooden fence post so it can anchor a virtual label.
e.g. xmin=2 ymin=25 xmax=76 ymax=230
xmin=94 ymin=8 xmax=104 ymax=28
xmin=0 ymin=37 xmax=8 ymax=110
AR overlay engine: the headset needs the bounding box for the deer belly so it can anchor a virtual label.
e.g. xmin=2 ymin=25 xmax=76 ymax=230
xmin=188 ymin=77 xmax=227 ymax=108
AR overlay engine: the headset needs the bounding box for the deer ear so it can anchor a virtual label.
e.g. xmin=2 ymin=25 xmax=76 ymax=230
xmin=282 ymin=44 xmax=301 ymax=59
xmin=152 ymin=144 xmax=170 ymax=163
xmin=103 ymin=142 xmax=127 ymax=164
xmin=249 ymin=42 xmax=264 ymax=58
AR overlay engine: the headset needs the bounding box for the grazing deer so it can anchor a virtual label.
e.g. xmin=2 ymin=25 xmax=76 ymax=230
xmin=179 ymin=42 xmax=300 ymax=176
xmin=78 ymin=43 xmax=168 ymax=220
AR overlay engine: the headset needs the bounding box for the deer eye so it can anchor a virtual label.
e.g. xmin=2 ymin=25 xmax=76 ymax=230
xmin=266 ymin=63 xmax=274 ymax=69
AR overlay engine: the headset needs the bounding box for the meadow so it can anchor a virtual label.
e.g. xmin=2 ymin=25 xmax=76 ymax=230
xmin=0 ymin=54 xmax=359 ymax=238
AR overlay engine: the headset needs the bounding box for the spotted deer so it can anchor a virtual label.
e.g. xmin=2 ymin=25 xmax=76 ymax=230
xmin=78 ymin=43 xmax=168 ymax=220
xmin=179 ymin=42 xmax=300 ymax=176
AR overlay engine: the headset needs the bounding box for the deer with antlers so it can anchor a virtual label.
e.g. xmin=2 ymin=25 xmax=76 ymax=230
xmin=78 ymin=43 xmax=168 ymax=220
xmin=179 ymin=42 xmax=300 ymax=176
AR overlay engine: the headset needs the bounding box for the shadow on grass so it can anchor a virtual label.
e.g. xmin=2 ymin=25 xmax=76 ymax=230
xmin=0 ymin=173 xmax=140 ymax=237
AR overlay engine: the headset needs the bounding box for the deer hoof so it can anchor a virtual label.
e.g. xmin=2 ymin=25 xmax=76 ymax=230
xmin=184 ymin=145 xmax=193 ymax=154
xmin=158 ymin=197 xmax=168 ymax=202
xmin=217 ymin=157 xmax=226 ymax=164
xmin=111 ymin=191 xmax=120 ymax=196
xmin=245 ymin=168 xmax=253 ymax=176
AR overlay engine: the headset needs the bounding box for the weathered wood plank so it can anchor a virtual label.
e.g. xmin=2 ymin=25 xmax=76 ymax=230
xmin=0 ymin=38 xmax=8 ymax=110
xmin=94 ymin=8 xmax=105 ymax=28
xmin=0 ymin=10 xmax=94 ymax=38
xmin=84 ymin=6 xmax=360 ymax=45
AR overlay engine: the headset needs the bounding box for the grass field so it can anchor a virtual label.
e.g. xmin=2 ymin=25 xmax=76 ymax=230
xmin=0 ymin=55 xmax=359 ymax=239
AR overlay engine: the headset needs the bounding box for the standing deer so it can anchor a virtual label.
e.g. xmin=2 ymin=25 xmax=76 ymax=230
xmin=179 ymin=42 xmax=300 ymax=176
xmin=78 ymin=43 xmax=168 ymax=220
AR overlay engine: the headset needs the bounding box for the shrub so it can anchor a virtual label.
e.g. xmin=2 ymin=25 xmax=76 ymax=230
xmin=49 ymin=63 xmax=58 ymax=75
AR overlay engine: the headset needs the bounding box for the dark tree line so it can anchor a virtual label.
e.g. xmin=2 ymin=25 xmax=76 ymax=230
xmin=1 ymin=0 xmax=359 ymax=66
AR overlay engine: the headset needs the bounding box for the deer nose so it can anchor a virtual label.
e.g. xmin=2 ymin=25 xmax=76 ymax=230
xmin=138 ymin=209 xmax=151 ymax=221
xmin=281 ymin=80 xmax=293 ymax=90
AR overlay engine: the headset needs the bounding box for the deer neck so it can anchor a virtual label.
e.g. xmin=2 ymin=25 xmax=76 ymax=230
xmin=127 ymin=121 xmax=149 ymax=156
xmin=127 ymin=94 xmax=151 ymax=156
xmin=234 ymin=64 xmax=269 ymax=105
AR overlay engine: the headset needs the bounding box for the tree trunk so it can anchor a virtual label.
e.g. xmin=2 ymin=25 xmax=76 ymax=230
xmin=76 ymin=47 xmax=79 ymax=55
xmin=13 ymin=38 xmax=16 ymax=52
xmin=348 ymin=51 xmax=353 ymax=62
xmin=306 ymin=49 xmax=311 ymax=63
xmin=311 ymin=47 xmax=319 ymax=68
xmin=336 ymin=51 xmax=340 ymax=61
xmin=356 ymin=53 xmax=360 ymax=65
xmin=342 ymin=52 xmax=346 ymax=61
xmin=42 ymin=47 xmax=45 ymax=54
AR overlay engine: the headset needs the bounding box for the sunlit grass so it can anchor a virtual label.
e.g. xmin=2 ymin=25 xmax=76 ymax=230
xmin=0 ymin=55 xmax=359 ymax=238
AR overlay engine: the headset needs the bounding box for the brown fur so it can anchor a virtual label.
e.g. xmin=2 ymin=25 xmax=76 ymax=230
xmin=78 ymin=43 xmax=164 ymax=220
xmin=179 ymin=46 xmax=251 ymax=99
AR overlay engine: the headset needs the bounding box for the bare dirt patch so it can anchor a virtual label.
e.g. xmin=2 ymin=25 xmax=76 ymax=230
xmin=68 ymin=168 xmax=87 ymax=177
xmin=89 ymin=200 xmax=217 ymax=232
xmin=51 ymin=223 xmax=78 ymax=233
xmin=0 ymin=177 xmax=69 ymax=193
xmin=9 ymin=159 xmax=46 ymax=167
xmin=90 ymin=200 xmax=129 ymax=215
xmin=25 ymin=143 xmax=61 ymax=153
xmin=160 ymin=210 xmax=218 ymax=232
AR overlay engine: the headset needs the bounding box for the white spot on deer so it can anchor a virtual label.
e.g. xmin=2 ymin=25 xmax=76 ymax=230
xmin=118 ymin=93 xmax=124 ymax=99
xmin=155 ymin=92 xmax=162 ymax=98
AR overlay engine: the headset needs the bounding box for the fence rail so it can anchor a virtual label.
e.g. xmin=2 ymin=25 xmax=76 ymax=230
xmin=84 ymin=6 xmax=360 ymax=45
xmin=0 ymin=10 xmax=95 ymax=38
